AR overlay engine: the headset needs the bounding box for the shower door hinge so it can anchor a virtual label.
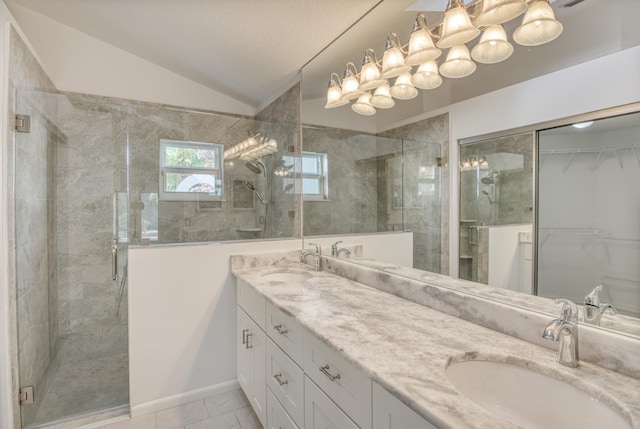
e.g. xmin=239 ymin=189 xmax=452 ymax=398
xmin=19 ymin=385 xmax=34 ymax=406
xmin=14 ymin=114 xmax=31 ymax=133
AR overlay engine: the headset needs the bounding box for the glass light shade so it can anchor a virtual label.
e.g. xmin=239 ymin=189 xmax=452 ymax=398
xmin=439 ymin=45 xmax=477 ymax=79
xmin=405 ymin=28 xmax=441 ymax=66
xmin=351 ymin=93 xmax=376 ymax=116
xmin=411 ymin=61 xmax=442 ymax=90
xmin=381 ymin=46 xmax=411 ymax=79
xmin=513 ymin=0 xmax=563 ymax=46
xmin=390 ymin=72 xmax=418 ymax=100
xmin=370 ymin=83 xmax=395 ymax=109
xmin=474 ymin=0 xmax=527 ymax=26
xmin=471 ymin=25 xmax=514 ymax=64
xmin=324 ymin=83 xmax=348 ymax=108
xmin=437 ymin=3 xmax=481 ymax=49
xmin=359 ymin=62 xmax=385 ymax=91
xmin=340 ymin=74 xmax=364 ymax=101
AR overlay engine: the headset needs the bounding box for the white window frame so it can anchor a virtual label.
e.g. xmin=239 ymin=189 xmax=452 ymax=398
xmin=284 ymin=151 xmax=329 ymax=201
xmin=159 ymin=139 xmax=224 ymax=201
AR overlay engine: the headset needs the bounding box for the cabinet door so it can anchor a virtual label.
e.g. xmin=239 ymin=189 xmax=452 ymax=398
xmin=304 ymin=375 xmax=359 ymax=429
xmin=267 ymin=388 xmax=299 ymax=429
xmin=237 ymin=307 xmax=267 ymax=427
xmin=373 ymin=382 xmax=437 ymax=429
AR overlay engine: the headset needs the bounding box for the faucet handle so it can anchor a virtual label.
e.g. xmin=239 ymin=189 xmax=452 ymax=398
xmin=307 ymin=242 xmax=322 ymax=255
xmin=584 ymin=285 xmax=603 ymax=307
xmin=331 ymin=240 xmax=343 ymax=256
xmin=555 ymin=299 xmax=578 ymax=322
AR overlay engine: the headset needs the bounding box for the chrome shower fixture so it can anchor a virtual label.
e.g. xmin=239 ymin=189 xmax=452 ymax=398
xmin=245 ymin=159 xmax=267 ymax=176
xmin=481 ymin=170 xmax=500 ymax=185
xmin=482 ymin=190 xmax=494 ymax=204
xmin=246 ymin=182 xmax=266 ymax=205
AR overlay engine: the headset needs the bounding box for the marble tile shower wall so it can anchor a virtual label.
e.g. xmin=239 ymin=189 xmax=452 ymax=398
xmin=8 ymin=26 xmax=59 ymax=425
xmin=379 ymin=113 xmax=450 ymax=275
xmin=53 ymin=93 xmax=129 ymax=369
xmin=302 ymin=127 xmax=381 ymax=236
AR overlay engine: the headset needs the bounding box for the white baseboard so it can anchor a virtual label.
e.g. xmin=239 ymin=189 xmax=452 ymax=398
xmin=130 ymin=379 xmax=240 ymax=418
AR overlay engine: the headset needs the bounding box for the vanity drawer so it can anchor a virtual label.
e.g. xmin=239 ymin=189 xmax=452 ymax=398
xmin=237 ymin=279 xmax=266 ymax=330
xmin=266 ymin=338 xmax=304 ymax=427
xmin=304 ymin=333 xmax=372 ymax=429
xmin=373 ymin=382 xmax=437 ymax=429
xmin=266 ymin=301 xmax=304 ymax=365
xmin=267 ymin=388 xmax=299 ymax=429
xmin=305 ymin=375 xmax=359 ymax=429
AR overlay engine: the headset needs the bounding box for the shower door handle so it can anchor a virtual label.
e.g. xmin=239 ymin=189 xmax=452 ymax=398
xmin=111 ymin=239 xmax=118 ymax=281
xmin=468 ymin=226 xmax=479 ymax=245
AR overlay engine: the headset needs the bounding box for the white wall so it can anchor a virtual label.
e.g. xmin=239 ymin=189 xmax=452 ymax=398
xmin=487 ymin=225 xmax=532 ymax=293
xmin=6 ymin=2 xmax=254 ymax=117
xmin=127 ymin=232 xmax=412 ymax=415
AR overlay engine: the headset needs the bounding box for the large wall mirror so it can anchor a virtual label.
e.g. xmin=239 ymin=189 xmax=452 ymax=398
xmin=300 ymin=0 xmax=640 ymax=339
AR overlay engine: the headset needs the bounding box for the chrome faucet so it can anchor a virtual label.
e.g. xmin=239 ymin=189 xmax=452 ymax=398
xmin=543 ymin=299 xmax=580 ymax=368
xmin=583 ymin=285 xmax=617 ymax=326
xmin=300 ymin=242 xmax=322 ymax=271
xmin=331 ymin=240 xmax=351 ymax=258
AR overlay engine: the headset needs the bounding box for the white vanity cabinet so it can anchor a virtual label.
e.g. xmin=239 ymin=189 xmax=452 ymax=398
xmin=237 ymin=307 xmax=267 ymax=427
xmin=304 ymin=375 xmax=359 ymax=429
xmin=373 ymin=382 xmax=437 ymax=429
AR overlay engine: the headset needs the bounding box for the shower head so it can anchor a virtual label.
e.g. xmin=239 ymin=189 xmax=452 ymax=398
xmin=246 ymin=182 xmax=266 ymax=205
xmin=245 ymin=159 xmax=267 ymax=176
xmin=482 ymin=190 xmax=494 ymax=204
xmin=481 ymin=170 xmax=500 ymax=185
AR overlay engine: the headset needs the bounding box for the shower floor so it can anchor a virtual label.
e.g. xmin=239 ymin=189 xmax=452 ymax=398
xmin=28 ymin=353 xmax=129 ymax=428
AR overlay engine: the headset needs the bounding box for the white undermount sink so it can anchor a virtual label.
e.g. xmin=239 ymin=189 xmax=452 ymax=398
xmin=446 ymin=360 xmax=631 ymax=429
xmin=262 ymin=270 xmax=311 ymax=283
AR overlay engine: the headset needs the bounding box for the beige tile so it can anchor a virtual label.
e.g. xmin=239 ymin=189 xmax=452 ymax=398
xmin=233 ymin=407 xmax=262 ymax=429
xmin=100 ymin=413 xmax=157 ymax=429
xmin=185 ymin=412 xmax=241 ymax=429
xmin=204 ymin=389 xmax=250 ymax=417
xmin=155 ymin=400 xmax=209 ymax=429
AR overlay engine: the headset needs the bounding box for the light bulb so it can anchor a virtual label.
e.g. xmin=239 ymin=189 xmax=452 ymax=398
xmin=475 ymin=0 xmax=527 ymax=26
xmin=437 ymin=0 xmax=480 ymax=49
xmin=471 ymin=25 xmax=514 ymax=64
xmin=370 ymin=82 xmax=395 ymax=109
xmin=352 ymin=93 xmax=376 ymax=116
xmin=439 ymin=45 xmax=477 ymax=79
xmin=513 ymin=0 xmax=563 ymax=46
xmin=390 ymin=72 xmax=418 ymax=100
xmin=411 ymin=61 xmax=442 ymax=90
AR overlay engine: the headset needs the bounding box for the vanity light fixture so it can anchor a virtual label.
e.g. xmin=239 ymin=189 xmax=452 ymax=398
xmin=224 ymin=134 xmax=278 ymax=162
xmin=352 ymin=92 xmax=377 ymax=115
xmin=340 ymin=62 xmax=365 ymax=101
xmin=359 ymin=49 xmax=386 ymax=90
xmin=471 ymin=25 xmax=514 ymax=64
xmin=390 ymin=72 xmax=419 ymax=99
xmin=513 ymin=0 xmax=563 ymax=46
xmin=380 ymin=33 xmax=412 ymax=79
xmin=405 ymin=13 xmax=441 ymax=66
xmin=324 ymin=73 xmax=348 ymax=108
xmin=440 ymin=45 xmax=477 ymax=78
xmin=324 ymin=0 xmax=564 ymax=115
xmin=437 ymin=0 xmax=481 ymax=49
xmin=475 ymin=0 xmax=528 ymax=26
xmin=370 ymin=82 xmax=396 ymax=109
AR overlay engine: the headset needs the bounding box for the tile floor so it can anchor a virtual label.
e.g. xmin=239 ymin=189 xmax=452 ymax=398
xmin=97 ymin=389 xmax=262 ymax=429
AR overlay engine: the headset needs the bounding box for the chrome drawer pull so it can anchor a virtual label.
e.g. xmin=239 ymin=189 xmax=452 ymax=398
xmin=274 ymin=324 xmax=288 ymax=335
xmin=245 ymin=332 xmax=252 ymax=349
xmin=242 ymin=329 xmax=249 ymax=344
xmin=319 ymin=365 xmax=341 ymax=381
xmin=273 ymin=373 xmax=288 ymax=386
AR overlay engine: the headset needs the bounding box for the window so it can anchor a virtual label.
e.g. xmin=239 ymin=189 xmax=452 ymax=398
xmin=283 ymin=151 xmax=329 ymax=201
xmin=159 ymin=139 xmax=224 ymax=201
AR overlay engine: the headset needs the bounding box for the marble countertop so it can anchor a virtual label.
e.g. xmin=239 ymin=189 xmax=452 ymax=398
xmin=231 ymin=256 xmax=640 ymax=429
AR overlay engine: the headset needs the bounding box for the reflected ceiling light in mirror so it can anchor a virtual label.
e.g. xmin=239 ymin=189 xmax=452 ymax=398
xmin=359 ymin=49 xmax=385 ymax=90
xmin=352 ymin=92 xmax=377 ymax=116
xmin=340 ymin=62 xmax=365 ymax=101
xmin=411 ymin=60 xmax=442 ymax=89
xmin=390 ymin=72 xmax=419 ymax=100
xmin=572 ymin=121 xmax=594 ymax=129
xmin=405 ymin=13 xmax=442 ymax=66
xmin=381 ymin=33 xmax=412 ymax=79
xmin=471 ymin=25 xmax=514 ymax=64
xmin=324 ymin=73 xmax=348 ymax=109
xmin=370 ymin=82 xmax=396 ymax=109
xmin=439 ymin=45 xmax=476 ymax=78
xmin=436 ymin=0 xmax=481 ymax=49
xmin=474 ymin=0 xmax=527 ymax=26
xmin=513 ymin=0 xmax=563 ymax=46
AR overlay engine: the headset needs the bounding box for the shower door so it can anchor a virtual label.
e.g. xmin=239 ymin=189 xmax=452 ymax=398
xmin=13 ymin=90 xmax=130 ymax=427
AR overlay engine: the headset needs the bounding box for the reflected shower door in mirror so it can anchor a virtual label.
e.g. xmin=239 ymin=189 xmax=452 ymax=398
xmin=459 ymin=133 xmax=534 ymax=293
xmin=537 ymin=111 xmax=640 ymax=322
